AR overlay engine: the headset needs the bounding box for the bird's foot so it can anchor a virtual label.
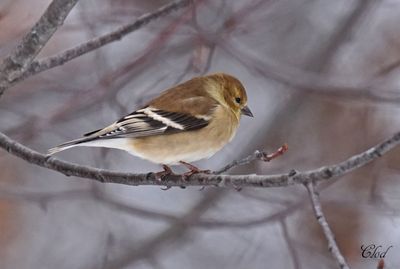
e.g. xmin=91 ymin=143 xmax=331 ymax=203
xmin=156 ymin=165 xmax=178 ymax=190
xmin=179 ymin=161 xmax=211 ymax=181
xmin=155 ymin=164 xmax=175 ymax=182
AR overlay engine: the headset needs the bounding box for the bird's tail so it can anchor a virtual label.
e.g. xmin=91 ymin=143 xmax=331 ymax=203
xmin=47 ymin=136 xmax=96 ymax=155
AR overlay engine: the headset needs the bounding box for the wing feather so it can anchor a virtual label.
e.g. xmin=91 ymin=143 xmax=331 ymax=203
xmin=85 ymin=106 xmax=210 ymax=140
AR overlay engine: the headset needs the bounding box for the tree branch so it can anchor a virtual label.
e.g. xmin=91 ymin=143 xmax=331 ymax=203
xmin=0 ymin=131 xmax=399 ymax=188
xmin=0 ymin=0 xmax=79 ymax=96
xmin=305 ymin=182 xmax=350 ymax=269
xmin=214 ymin=143 xmax=288 ymax=174
xmin=7 ymin=0 xmax=192 ymax=89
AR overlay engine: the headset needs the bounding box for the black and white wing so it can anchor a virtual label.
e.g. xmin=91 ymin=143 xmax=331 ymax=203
xmin=84 ymin=106 xmax=210 ymax=139
xmin=47 ymin=106 xmax=212 ymax=155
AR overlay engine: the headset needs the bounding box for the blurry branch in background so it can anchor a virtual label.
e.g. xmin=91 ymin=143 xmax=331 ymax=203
xmin=280 ymin=219 xmax=301 ymax=269
xmin=0 ymin=0 xmax=192 ymax=94
xmin=19 ymin=0 xmax=192 ymax=85
xmin=0 ymin=0 xmax=79 ymax=97
xmin=192 ymin=0 xmax=400 ymax=104
xmin=0 ymin=131 xmax=399 ymax=188
xmin=0 ymin=188 xmax=90 ymax=212
xmin=5 ymin=8 xmax=193 ymax=142
xmin=11 ymin=3 xmax=194 ymax=141
xmin=105 ymin=189 xmax=224 ymax=268
xmin=221 ymin=43 xmax=400 ymax=105
xmin=0 ymin=181 xmax=301 ymax=229
xmin=306 ymin=182 xmax=350 ymax=269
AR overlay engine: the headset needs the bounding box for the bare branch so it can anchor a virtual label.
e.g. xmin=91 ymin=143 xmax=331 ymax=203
xmin=0 ymin=0 xmax=79 ymax=96
xmin=305 ymin=182 xmax=350 ymax=269
xmin=214 ymin=143 xmax=288 ymax=174
xmin=0 ymin=131 xmax=399 ymax=188
xmin=8 ymin=0 xmax=192 ymax=89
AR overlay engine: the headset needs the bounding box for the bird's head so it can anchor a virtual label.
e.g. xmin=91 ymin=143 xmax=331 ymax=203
xmin=206 ymin=73 xmax=253 ymax=119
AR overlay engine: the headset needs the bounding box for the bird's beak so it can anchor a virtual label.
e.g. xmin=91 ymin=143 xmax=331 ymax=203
xmin=241 ymin=105 xmax=254 ymax=117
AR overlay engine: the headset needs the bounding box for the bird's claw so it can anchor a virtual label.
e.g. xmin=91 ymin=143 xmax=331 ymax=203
xmin=179 ymin=161 xmax=210 ymax=181
xmin=155 ymin=164 xmax=175 ymax=182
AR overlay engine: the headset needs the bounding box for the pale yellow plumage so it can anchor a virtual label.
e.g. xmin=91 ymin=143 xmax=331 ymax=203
xmin=48 ymin=73 xmax=253 ymax=166
xmin=129 ymin=105 xmax=238 ymax=164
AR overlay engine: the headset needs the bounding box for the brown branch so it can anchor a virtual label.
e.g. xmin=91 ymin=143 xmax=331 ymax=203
xmin=305 ymin=182 xmax=350 ymax=269
xmin=0 ymin=0 xmax=79 ymax=96
xmin=0 ymin=131 xmax=399 ymax=188
xmin=7 ymin=0 xmax=192 ymax=89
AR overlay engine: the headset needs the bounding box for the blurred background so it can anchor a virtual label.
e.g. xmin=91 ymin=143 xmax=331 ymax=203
xmin=1 ymin=0 xmax=400 ymax=268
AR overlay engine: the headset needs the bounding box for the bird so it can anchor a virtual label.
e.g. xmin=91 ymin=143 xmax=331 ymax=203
xmin=48 ymin=73 xmax=253 ymax=178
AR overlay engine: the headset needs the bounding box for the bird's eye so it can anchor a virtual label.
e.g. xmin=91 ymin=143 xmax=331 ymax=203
xmin=235 ymin=97 xmax=241 ymax=104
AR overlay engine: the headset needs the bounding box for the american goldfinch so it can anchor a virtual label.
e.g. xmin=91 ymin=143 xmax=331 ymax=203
xmin=48 ymin=73 xmax=253 ymax=176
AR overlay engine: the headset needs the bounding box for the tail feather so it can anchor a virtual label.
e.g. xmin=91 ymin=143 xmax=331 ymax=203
xmin=47 ymin=136 xmax=96 ymax=155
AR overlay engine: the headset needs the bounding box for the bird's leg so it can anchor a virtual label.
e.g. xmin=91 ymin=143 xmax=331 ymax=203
xmin=179 ymin=161 xmax=211 ymax=181
xmin=155 ymin=164 xmax=175 ymax=181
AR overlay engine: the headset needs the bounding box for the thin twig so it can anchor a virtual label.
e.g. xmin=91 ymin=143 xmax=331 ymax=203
xmin=0 ymin=131 xmax=399 ymax=188
xmin=7 ymin=0 xmax=192 ymax=89
xmin=0 ymin=0 xmax=79 ymax=96
xmin=214 ymin=143 xmax=288 ymax=174
xmin=305 ymin=182 xmax=350 ymax=269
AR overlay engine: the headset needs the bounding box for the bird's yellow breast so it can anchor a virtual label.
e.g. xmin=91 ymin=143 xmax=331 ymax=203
xmin=128 ymin=105 xmax=239 ymax=164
